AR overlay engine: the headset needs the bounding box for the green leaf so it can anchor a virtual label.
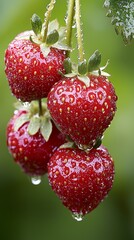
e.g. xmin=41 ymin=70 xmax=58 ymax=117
xmin=14 ymin=113 xmax=29 ymax=131
xmin=48 ymin=19 xmax=59 ymax=33
xmin=93 ymin=138 xmax=102 ymax=149
xmin=104 ymin=0 xmax=134 ymax=44
xmin=88 ymin=50 xmax=101 ymax=72
xmin=92 ymin=60 xmax=110 ymax=77
xmin=53 ymin=42 xmax=71 ymax=51
xmin=78 ymin=60 xmax=87 ymax=75
xmin=92 ymin=70 xmax=110 ymax=77
xmin=28 ymin=116 xmax=40 ymax=135
xmin=64 ymin=58 xmax=72 ymax=74
xmin=40 ymin=117 xmax=52 ymax=142
xmin=77 ymin=75 xmax=90 ymax=87
xmin=60 ymin=142 xmax=75 ymax=149
xmin=31 ymin=14 xmax=42 ymax=36
xmin=64 ymin=73 xmax=77 ymax=78
xmin=58 ymin=27 xmax=66 ymax=42
xmin=14 ymin=101 xmax=31 ymax=111
xmin=46 ymin=30 xmax=59 ymax=45
xmin=40 ymin=44 xmax=50 ymax=57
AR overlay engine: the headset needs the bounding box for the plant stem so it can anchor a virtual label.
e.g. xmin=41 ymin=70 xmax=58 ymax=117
xmin=38 ymin=99 xmax=43 ymax=116
xmin=75 ymin=0 xmax=85 ymax=62
xmin=66 ymin=0 xmax=75 ymax=52
xmin=43 ymin=0 xmax=56 ymax=42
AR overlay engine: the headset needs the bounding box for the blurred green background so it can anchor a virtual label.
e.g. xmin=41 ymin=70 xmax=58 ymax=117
xmin=0 ymin=0 xmax=134 ymax=239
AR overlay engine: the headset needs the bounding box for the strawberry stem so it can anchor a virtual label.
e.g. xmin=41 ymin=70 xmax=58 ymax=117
xmin=38 ymin=99 xmax=43 ymax=116
xmin=66 ymin=0 xmax=75 ymax=56
xmin=43 ymin=0 xmax=56 ymax=42
xmin=75 ymin=0 xmax=85 ymax=62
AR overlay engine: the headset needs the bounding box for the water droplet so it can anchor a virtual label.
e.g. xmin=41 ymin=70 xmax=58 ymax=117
xmin=104 ymin=0 xmax=110 ymax=8
xmin=31 ymin=176 xmax=41 ymax=185
xmin=72 ymin=19 xmax=76 ymax=29
xmin=72 ymin=212 xmax=83 ymax=222
xmin=64 ymin=15 xmax=68 ymax=24
xmin=23 ymin=102 xmax=30 ymax=108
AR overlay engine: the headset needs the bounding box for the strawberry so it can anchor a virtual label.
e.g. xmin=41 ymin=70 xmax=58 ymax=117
xmin=5 ymin=30 xmax=66 ymax=102
xmin=48 ymin=145 xmax=114 ymax=220
xmin=47 ymin=74 xmax=117 ymax=150
xmin=7 ymin=109 xmax=66 ymax=176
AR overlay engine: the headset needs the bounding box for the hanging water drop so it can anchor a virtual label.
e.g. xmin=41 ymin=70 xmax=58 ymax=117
xmin=72 ymin=212 xmax=83 ymax=222
xmin=23 ymin=102 xmax=30 ymax=108
xmin=31 ymin=176 xmax=41 ymax=185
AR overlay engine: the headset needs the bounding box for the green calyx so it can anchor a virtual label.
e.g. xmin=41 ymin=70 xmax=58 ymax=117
xmin=30 ymin=15 xmax=71 ymax=58
xmin=62 ymin=58 xmax=90 ymax=87
xmin=93 ymin=138 xmax=102 ymax=149
xmin=31 ymin=14 xmax=42 ymax=36
xmin=78 ymin=60 xmax=88 ymax=75
xmin=63 ymin=58 xmax=72 ymax=74
xmin=59 ymin=141 xmax=76 ymax=149
xmin=62 ymin=49 xmax=110 ymax=87
xmin=88 ymin=50 xmax=101 ymax=72
xmin=46 ymin=29 xmax=59 ymax=45
xmin=14 ymin=101 xmax=52 ymax=142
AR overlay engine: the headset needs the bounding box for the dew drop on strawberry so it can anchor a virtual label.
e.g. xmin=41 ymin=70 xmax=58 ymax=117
xmin=72 ymin=212 xmax=83 ymax=221
xmin=48 ymin=145 xmax=115 ymax=219
xmin=31 ymin=176 xmax=42 ymax=185
xmin=47 ymin=74 xmax=117 ymax=150
xmin=7 ymin=110 xmax=66 ymax=177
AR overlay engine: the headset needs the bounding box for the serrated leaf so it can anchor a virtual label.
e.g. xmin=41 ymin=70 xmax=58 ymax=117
xmin=78 ymin=75 xmax=90 ymax=87
xmin=28 ymin=116 xmax=40 ymax=136
xmin=88 ymin=50 xmax=101 ymax=72
xmin=40 ymin=118 xmax=52 ymax=142
xmin=78 ymin=60 xmax=87 ymax=75
xmin=14 ymin=114 xmax=29 ymax=131
xmin=64 ymin=58 xmax=72 ymax=74
xmin=46 ymin=30 xmax=59 ymax=45
xmin=31 ymin=14 xmax=42 ymax=36
xmin=40 ymin=44 xmax=50 ymax=58
xmin=104 ymin=0 xmax=134 ymax=44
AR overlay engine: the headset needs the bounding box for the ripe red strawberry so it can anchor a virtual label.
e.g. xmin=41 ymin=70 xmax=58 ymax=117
xmin=48 ymin=145 xmax=114 ymax=220
xmin=5 ymin=31 xmax=66 ymax=102
xmin=7 ymin=110 xmax=66 ymax=176
xmin=47 ymin=74 xmax=117 ymax=150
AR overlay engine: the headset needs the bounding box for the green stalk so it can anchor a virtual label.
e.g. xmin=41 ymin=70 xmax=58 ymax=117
xmin=66 ymin=0 xmax=75 ymax=50
xmin=75 ymin=0 xmax=85 ymax=62
xmin=43 ymin=0 xmax=56 ymax=42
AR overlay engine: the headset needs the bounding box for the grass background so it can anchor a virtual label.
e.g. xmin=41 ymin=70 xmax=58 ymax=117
xmin=0 ymin=0 xmax=134 ymax=239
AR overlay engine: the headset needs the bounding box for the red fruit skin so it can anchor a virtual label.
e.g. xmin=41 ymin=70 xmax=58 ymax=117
xmin=48 ymin=146 xmax=114 ymax=217
xmin=47 ymin=75 xmax=117 ymax=149
xmin=7 ymin=110 xmax=66 ymax=176
xmin=5 ymin=31 xmax=66 ymax=102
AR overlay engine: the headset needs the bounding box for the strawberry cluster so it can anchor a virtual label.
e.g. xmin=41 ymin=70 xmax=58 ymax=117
xmin=5 ymin=1 xmax=117 ymax=221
